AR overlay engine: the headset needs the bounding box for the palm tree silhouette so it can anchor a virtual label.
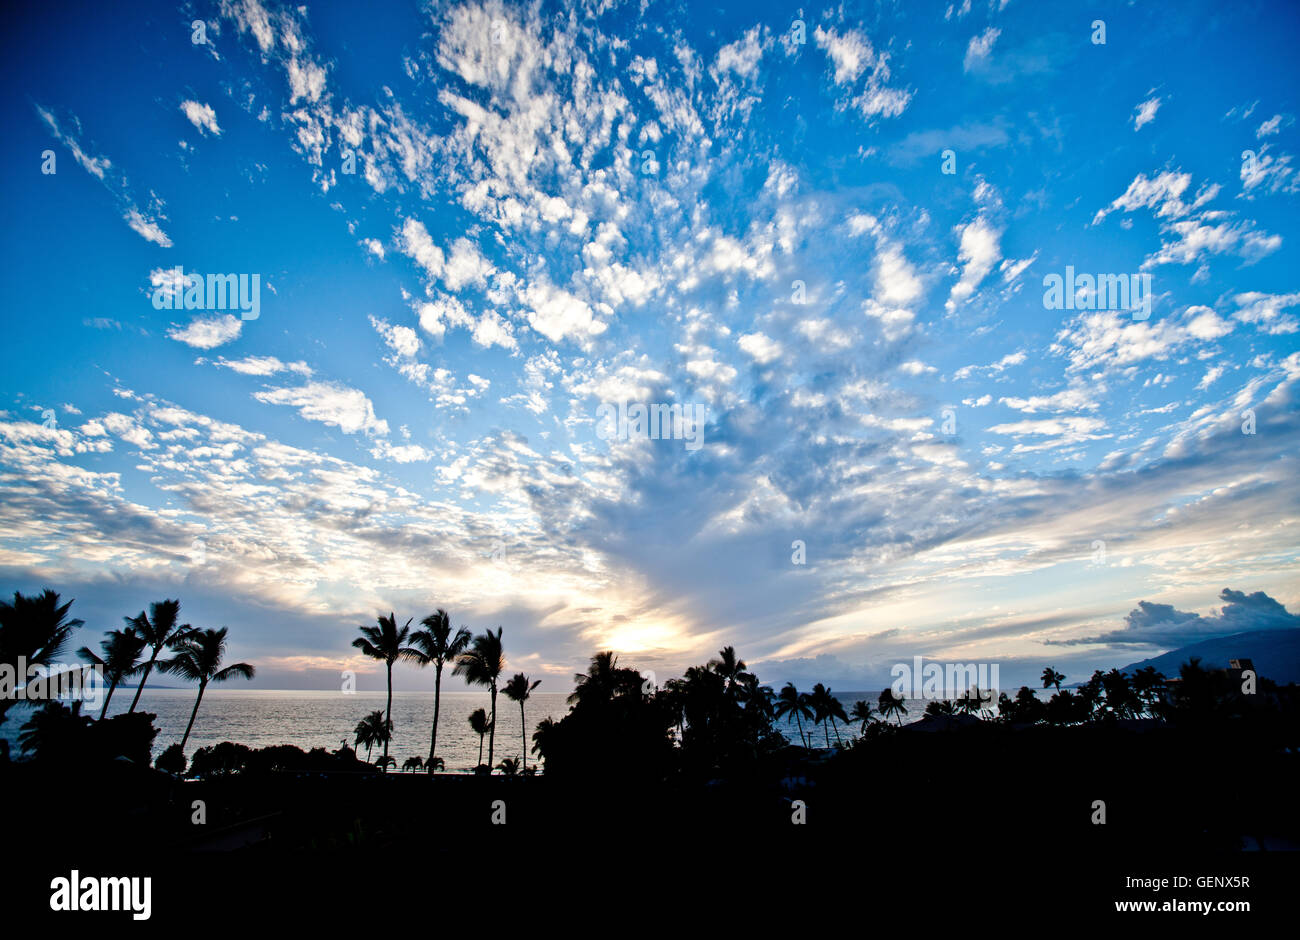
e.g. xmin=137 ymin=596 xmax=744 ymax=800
xmin=402 ymin=756 xmax=424 ymax=772
xmin=1041 ymin=667 xmax=1065 ymax=695
xmin=455 ymin=627 xmax=505 ymax=771
xmin=774 ymin=682 xmax=813 ymax=747
xmin=0 ymin=590 xmax=85 ymax=724
xmin=159 ymin=627 xmax=254 ymax=753
xmin=468 ymin=707 xmax=491 ymax=767
xmin=409 ymin=609 xmax=472 ymax=773
xmin=124 ymin=599 xmax=195 ymax=713
xmin=375 ymin=755 xmax=396 ymax=773
xmin=77 ymin=627 xmax=146 ymax=719
xmin=354 ymin=710 xmax=391 ymax=762
xmin=850 ymin=699 xmax=876 ymax=735
xmin=709 ymin=645 xmax=747 ymax=693
xmin=823 ymin=687 xmax=848 ymax=743
xmin=502 ymin=673 xmax=541 ymax=773
xmin=877 ymin=687 xmax=908 ymax=725
xmin=497 ymin=756 xmax=520 ymax=776
xmin=352 ymin=613 xmax=420 ymax=763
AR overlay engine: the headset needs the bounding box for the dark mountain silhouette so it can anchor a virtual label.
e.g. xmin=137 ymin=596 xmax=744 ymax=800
xmin=1120 ymin=628 xmax=1300 ymax=683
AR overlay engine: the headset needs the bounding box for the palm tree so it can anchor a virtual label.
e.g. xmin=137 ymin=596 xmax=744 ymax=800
xmin=0 ymin=590 xmax=85 ymax=723
xmin=1041 ymin=667 xmax=1065 ymax=695
xmin=850 ymin=699 xmax=875 ymax=735
xmin=774 ymin=682 xmax=814 ymax=747
xmin=402 ymin=756 xmax=424 ymax=772
xmin=375 ymin=755 xmax=396 ymax=773
xmin=823 ymin=687 xmax=848 ymax=743
xmin=455 ymin=627 xmax=505 ymax=770
xmin=77 ymin=627 xmax=146 ymax=719
xmin=124 ymin=599 xmax=195 ymax=713
xmin=877 ymin=687 xmax=908 ymax=726
xmin=409 ymin=609 xmax=471 ymax=773
xmin=468 ymin=707 xmax=491 ymax=767
xmin=809 ymin=683 xmax=845 ymax=745
xmin=159 ymin=627 xmax=254 ymax=753
xmin=568 ymin=650 xmax=641 ymax=705
xmin=709 ymin=645 xmax=747 ymax=692
xmin=497 ymin=756 xmax=520 ymax=776
xmin=354 ymin=710 xmax=391 ymax=762
xmin=502 ymin=673 xmax=541 ymax=773
xmin=351 ymin=613 xmax=420 ymax=763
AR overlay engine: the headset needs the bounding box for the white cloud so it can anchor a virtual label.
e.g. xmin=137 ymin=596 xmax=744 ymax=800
xmin=180 ymin=100 xmax=222 ymax=136
xmin=167 ymin=314 xmax=243 ymax=349
xmin=963 ymin=28 xmax=1000 ymax=71
xmin=1133 ymin=96 xmax=1161 ymax=131
xmin=738 ymin=332 xmax=784 ymax=365
xmin=253 ymin=381 xmax=389 ymax=435
xmin=946 ymin=216 xmax=1002 ymax=314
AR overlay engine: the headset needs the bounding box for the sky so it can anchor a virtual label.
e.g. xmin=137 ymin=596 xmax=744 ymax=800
xmin=1 ymin=0 xmax=1298 ymax=695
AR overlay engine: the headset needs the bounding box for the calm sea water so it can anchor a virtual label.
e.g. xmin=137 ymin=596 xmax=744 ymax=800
xmin=1 ymin=688 xmax=969 ymax=770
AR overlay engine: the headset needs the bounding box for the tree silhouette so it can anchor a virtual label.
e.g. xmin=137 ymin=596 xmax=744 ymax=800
xmin=455 ymin=627 xmax=506 ymax=770
xmin=877 ymin=687 xmax=908 ymax=726
xmin=1041 ymin=667 xmax=1065 ymax=695
xmin=709 ymin=645 xmax=747 ymax=693
xmin=850 ymin=699 xmax=876 ymax=735
xmin=352 ymin=613 xmax=420 ymax=763
xmin=124 ymin=599 xmax=195 ymax=713
xmin=774 ymin=682 xmax=814 ymax=747
xmin=497 ymin=756 xmax=520 ymax=776
xmin=468 ymin=707 xmax=491 ymax=768
xmin=354 ymin=710 xmax=391 ymax=762
xmin=402 ymin=756 xmax=423 ymax=772
xmin=408 ymin=608 xmax=471 ymax=773
xmin=502 ymin=672 xmax=541 ymax=773
xmin=0 ymin=590 xmax=85 ymax=724
xmin=159 ymin=626 xmax=254 ymax=753
xmin=77 ymin=627 xmax=146 ymax=719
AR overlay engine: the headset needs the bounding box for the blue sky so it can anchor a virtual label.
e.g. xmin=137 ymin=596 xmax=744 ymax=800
xmin=2 ymin=0 xmax=1298 ymax=693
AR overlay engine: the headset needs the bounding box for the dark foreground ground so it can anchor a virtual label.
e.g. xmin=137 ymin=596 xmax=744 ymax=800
xmin=7 ymin=717 xmax=1299 ymax=926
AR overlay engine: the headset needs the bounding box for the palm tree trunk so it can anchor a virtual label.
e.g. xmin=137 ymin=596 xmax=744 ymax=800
xmin=823 ymin=720 xmax=829 ymax=747
xmin=520 ymin=701 xmax=527 ymax=773
xmin=180 ymin=679 xmax=207 ymax=753
xmin=487 ymin=682 xmax=497 ymax=770
xmin=99 ymin=679 xmax=118 ymax=720
xmin=384 ymin=662 xmax=393 ymax=761
xmin=366 ymin=742 xmax=373 ymax=762
xmin=428 ymin=664 xmax=442 ymax=772
xmin=794 ymin=712 xmax=806 ymax=748
xmin=129 ymin=651 xmax=160 ymax=713
xmin=832 ymin=719 xmax=842 ymax=744
xmin=477 ymin=733 xmax=484 ymax=765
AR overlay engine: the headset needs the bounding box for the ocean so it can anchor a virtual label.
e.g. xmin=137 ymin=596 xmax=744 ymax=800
xmin=0 ymin=688 xmax=952 ymax=771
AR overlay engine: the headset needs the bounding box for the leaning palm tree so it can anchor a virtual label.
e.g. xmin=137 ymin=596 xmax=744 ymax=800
xmin=468 ymin=707 xmax=491 ymax=767
xmin=850 ymin=699 xmax=876 ymax=735
xmin=159 ymin=627 xmax=254 ymax=753
xmin=878 ymin=687 xmax=908 ymax=726
xmin=774 ymin=682 xmax=814 ymax=747
xmin=502 ymin=673 xmax=541 ymax=773
xmin=1041 ymin=667 xmax=1065 ymax=695
xmin=124 ymin=599 xmax=195 ymax=713
xmin=0 ymin=590 xmax=85 ymax=724
xmin=351 ymin=613 xmax=420 ymax=763
xmin=408 ymin=609 xmax=471 ymax=773
xmin=77 ymin=627 xmax=146 ymax=719
xmin=354 ymin=710 xmax=391 ymax=762
xmin=454 ymin=627 xmax=505 ymax=770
